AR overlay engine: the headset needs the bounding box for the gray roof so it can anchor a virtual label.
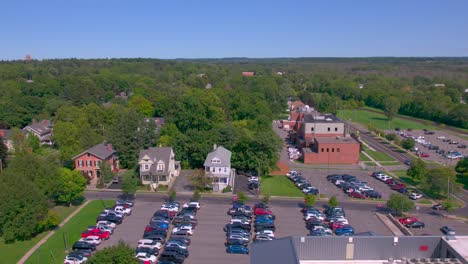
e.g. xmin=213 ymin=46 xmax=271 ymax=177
xmin=204 ymin=146 xmax=231 ymax=167
xmin=250 ymin=237 xmax=299 ymax=264
xmin=23 ymin=119 xmax=52 ymax=135
xmin=139 ymin=147 xmax=173 ymax=176
xmin=73 ymin=143 xmax=116 ymax=160
xmin=303 ymin=114 xmax=341 ymax=123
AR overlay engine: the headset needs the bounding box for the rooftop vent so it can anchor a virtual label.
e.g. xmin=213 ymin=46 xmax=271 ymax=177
xmin=325 ymin=118 xmax=333 ymax=121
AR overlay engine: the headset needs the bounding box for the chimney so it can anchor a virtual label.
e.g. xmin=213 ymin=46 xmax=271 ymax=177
xmin=107 ymin=143 xmax=113 ymax=151
xmin=213 ymin=144 xmax=217 ymax=150
xmin=43 ymin=120 xmax=49 ymax=126
xmin=0 ymin=130 xmax=4 ymax=137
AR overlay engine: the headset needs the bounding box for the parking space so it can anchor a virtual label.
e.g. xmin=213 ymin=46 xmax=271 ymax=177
xmin=233 ymin=171 xmax=259 ymax=195
xmin=295 ymin=168 xmax=394 ymax=200
xmin=403 ymin=211 xmax=468 ymax=236
xmin=101 ymin=200 xmax=159 ymax=248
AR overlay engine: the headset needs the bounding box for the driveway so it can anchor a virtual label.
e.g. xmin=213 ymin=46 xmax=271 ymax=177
xmin=172 ymin=170 xmax=196 ymax=192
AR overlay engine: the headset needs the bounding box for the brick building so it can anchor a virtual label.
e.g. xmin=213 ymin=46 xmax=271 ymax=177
xmin=73 ymin=143 xmax=119 ymax=181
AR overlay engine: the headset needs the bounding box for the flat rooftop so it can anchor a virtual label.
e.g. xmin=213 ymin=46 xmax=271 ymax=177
xmin=444 ymin=236 xmax=468 ymax=263
xmin=315 ymin=136 xmax=358 ymax=144
xmin=303 ymin=114 xmax=342 ymax=123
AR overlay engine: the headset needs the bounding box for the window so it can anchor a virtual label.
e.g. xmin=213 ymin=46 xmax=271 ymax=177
xmin=157 ymin=163 xmax=164 ymax=171
xmin=87 ymin=170 xmax=93 ymax=177
xmin=206 ymin=167 xmax=210 ymax=172
xmin=221 ymin=177 xmax=227 ymax=183
xmin=78 ymin=160 xmax=83 ymax=167
xmin=321 ymin=148 xmax=324 ymax=152
xmin=326 ymin=148 xmax=329 ymax=152
xmin=87 ymin=160 xmax=92 ymax=167
xmin=328 ymin=127 xmax=330 ymax=131
xmin=159 ymin=175 xmax=167 ymax=182
xmin=332 ymin=148 xmax=335 ymax=152
xmin=335 ymin=127 xmax=338 ymax=132
xmin=224 ymin=167 xmax=227 ymax=172
xmin=212 ymin=167 xmax=215 ymax=172
xmin=144 ymin=164 xmax=149 ymax=170
xmin=311 ymin=127 xmax=314 ymax=132
xmin=337 ymin=148 xmax=340 ymax=152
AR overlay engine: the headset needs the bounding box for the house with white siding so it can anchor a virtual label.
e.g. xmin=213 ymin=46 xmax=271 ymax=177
xmin=204 ymin=144 xmax=234 ymax=192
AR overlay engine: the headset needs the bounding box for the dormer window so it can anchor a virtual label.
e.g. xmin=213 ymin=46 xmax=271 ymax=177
xmin=212 ymin=158 xmax=220 ymax=163
xmin=157 ymin=162 xmax=164 ymax=171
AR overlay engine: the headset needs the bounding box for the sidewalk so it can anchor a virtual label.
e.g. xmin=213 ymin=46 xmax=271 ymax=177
xmin=18 ymin=200 xmax=91 ymax=264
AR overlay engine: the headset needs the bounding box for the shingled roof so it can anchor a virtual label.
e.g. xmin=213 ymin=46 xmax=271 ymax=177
xmin=204 ymin=145 xmax=231 ymax=167
xmin=73 ymin=143 xmax=116 ymax=160
xmin=139 ymin=147 xmax=173 ymax=176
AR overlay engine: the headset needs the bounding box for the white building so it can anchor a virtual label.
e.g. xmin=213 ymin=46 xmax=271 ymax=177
xmin=204 ymin=144 xmax=234 ymax=192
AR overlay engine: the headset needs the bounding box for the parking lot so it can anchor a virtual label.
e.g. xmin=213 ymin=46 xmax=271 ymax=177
xmin=294 ymin=168 xmax=395 ymax=201
xmin=387 ymin=129 xmax=467 ymax=165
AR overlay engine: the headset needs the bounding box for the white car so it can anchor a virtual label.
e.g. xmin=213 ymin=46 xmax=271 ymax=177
xmin=64 ymin=255 xmax=88 ymax=264
xmin=172 ymin=225 xmax=193 ymax=232
xmin=103 ymin=209 xmax=125 ymax=218
xmin=79 ymin=236 xmax=101 ymax=245
xmin=304 ymin=214 xmax=325 ymax=221
xmin=172 ymin=228 xmax=194 ymax=235
xmin=256 ymin=230 xmax=275 ymax=238
xmin=248 ymin=176 xmax=259 ymax=182
xmin=229 ymin=234 xmax=249 ymax=241
xmin=113 ymin=205 xmax=132 ymax=215
xmin=286 ymin=171 xmax=298 ymax=177
xmin=183 ymin=202 xmax=200 ymax=209
xmin=409 ymin=193 xmax=423 ymax=200
xmin=313 ymin=226 xmax=333 ymax=234
xmin=230 ymin=219 xmax=250 ymax=225
xmin=328 ymin=218 xmax=349 ymax=224
xmin=97 ymin=220 xmax=116 ymax=229
xmin=135 ymin=252 xmax=157 ymax=263
xmin=161 ymin=204 xmax=179 ymax=212
xmin=94 ymin=224 xmax=113 ymax=234
xmin=137 ymin=239 xmax=162 ymax=250
xmin=437 ymin=136 xmax=446 ymax=140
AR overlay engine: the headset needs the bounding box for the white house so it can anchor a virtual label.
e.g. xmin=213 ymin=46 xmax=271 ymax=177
xmin=204 ymin=144 xmax=234 ymax=192
xmin=22 ymin=119 xmax=53 ymax=145
xmin=138 ymin=147 xmax=179 ymax=189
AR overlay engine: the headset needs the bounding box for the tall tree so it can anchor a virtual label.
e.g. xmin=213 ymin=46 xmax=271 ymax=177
xmin=455 ymin=157 xmax=468 ymax=174
xmin=407 ymin=158 xmax=428 ymax=181
xmin=427 ymin=166 xmax=457 ymax=196
xmin=55 ymin=168 xmax=87 ymax=206
xmin=386 ymin=193 xmax=414 ymax=215
xmin=383 ymin=96 xmax=401 ymax=120
xmin=121 ymin=171 xmax=139 ymax=197
xmin=87 ymin=241 xmax=139 ymax=264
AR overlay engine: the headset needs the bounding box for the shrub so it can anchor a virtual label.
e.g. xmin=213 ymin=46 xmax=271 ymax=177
xmin=304 ymin=194 xmax=316 ymax=207
xmin=237 ymin=191 xmax=248 ymax=203
xmin=385 ymin=133 xmax=397 ymax=141
xmin=262 ymin=194 xmax=271 ymax=204
xmin=222 ymin=185 xmax=232 ymax=193
xmin=192 ymin=190 xmax=201 ymax=201
xmin=328 ymin=196 xmax=339 ymax=207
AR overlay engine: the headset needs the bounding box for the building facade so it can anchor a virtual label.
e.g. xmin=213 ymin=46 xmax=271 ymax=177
xmin=138 ymin=147 xmax=178 ymax=189
xmin=204 ymin=145 xmax=233 ymax=192
xmin=73 ymin=143 xmax=119 ymax=180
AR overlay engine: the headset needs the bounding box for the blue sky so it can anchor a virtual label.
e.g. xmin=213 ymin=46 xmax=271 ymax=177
xmin=1 ymin=0 xmax=467 ymax=59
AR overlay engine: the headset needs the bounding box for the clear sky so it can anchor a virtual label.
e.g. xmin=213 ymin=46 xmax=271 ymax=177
xmin=1 ymin=0 xmax=467 ymax=59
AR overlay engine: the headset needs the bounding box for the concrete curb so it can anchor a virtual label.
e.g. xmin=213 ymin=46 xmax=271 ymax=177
xmin=18 ymin=200 xmax=91 ymax=264
xmin=375 ymin=212 xmax=405 ymax=236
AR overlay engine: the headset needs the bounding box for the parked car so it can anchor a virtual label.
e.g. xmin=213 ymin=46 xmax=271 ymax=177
xmin=138 ymin=239 xmax=163 ymax=250
xmin=406 ymin=221 xmax=425 ymax=229
xmin=116 ymin=199 xmax=134 ymax=207
xmin=182 ymin=202 xmax=200 ymax=209
xmin=64 ymin=255 xmax=88 ymax=264
xmin=254 ymin=208 xmax=273 ymax=215
xmin=335 ymin=226 xmax=355 ymax=236
xmin=96 ymin=220 xmax=116 ymax=229
xmin=135 ymin=252 xmax=157 ymax=263
xmin=164 ymin=246 xmax=189 ymax=257
xmin=398 ymin=217 xmax=419 ymax=225
xmin=409 ymin=192 xmax=423 ymax=200
xmin=458 ymin=144 xmax=467 ymax=149
xmin=79 ymin=236 xmax=102 ymax=245
xmin=404 ymin=160 xmax=412 ymax=166
xmin=419 ymin=153 xmax=430 ymax=158
xmin=135 ymin=246 xmax=159 ymax=257
xmin=226 ymin=245 xmax=249 ymax=254
xmin=72 ymin=241 xmax=96 ymax=251
xmin=432 ymin=203 xmax=444 ymax=211
xmin=225 ymin=238 xmax=249 ymax=246
xmin=349 ymin=191 xmax=366 ymax=199
xmin=96 ymin=214 xmax=123 ymax=224
xmin=440 ymin=226 xmax=456 ymax=235
xmin=81 ymin=229 xmax=110 ymax=240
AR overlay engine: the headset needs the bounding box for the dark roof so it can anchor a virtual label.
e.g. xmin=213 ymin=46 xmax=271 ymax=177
xmin=250 ymin=237 xmax=299 ymax=264
xmin=73 ymin=143 xmax=116 ymax=160
xmin=204 ymin=146 xmax=231 ymax=167
xmin=303 ymin=114 xmax=341 ymax=123
xmin=139 ymin=147 xmax=173 ymax=176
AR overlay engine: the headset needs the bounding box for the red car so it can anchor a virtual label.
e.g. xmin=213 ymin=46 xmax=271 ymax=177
xmin=81 ymin=229 xmax=110 ymax=240
xmin=385 ymin=179 xmax=397 ymax=185
xmin=398 ymin=217 xmax=419 ymax=225
xmin=349 ymin=191 xmax=366 ymax=199
xmin=254 ymin=208 xmax=273 ymax=215
xmin=391 ymin=184 xmax=406 ymax=190
xmin=158 ymin=208 xmax=176 ymax=218
xmin=330 ymin=222 xmax=349 ymax=230
xmin=419 ymin=153 xmax=430 ymax=158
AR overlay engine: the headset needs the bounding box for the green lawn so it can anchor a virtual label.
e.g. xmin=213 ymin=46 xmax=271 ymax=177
xmin=360 ymin=152 xmax=370 ymax=161
xmin=0 ymin=205 xmax=80 ymax=264
xmin=261 ymin=175 xmax=304 ymax=197
xmin=338 ymin=108 xmax=435 ymax=130
xmin=364 ymin=161 xmax=376 ymax=166
xmin=379 ymin=161 xmax=401 ymax=166
xmin=25 ymin=200 xmax=115 ymax=264
xmin=364 ymin=150 xmax=396 ymax=162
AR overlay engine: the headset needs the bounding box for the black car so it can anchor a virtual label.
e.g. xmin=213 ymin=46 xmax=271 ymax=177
xmin=72 ymin=241 xmax=96 ymax=251
xmin=68 ymin=249 xmax=93 ymax=258
xmin=224 ymin=222 xmax=251 ymax=232
xmin=395 ymin=127 xmax=401 ymax=131
xmin=172 ymin=229 xmax=191 ymax=236
xmin=363 ymin=190 xmax=382 ymax=199
xmin=159 ymin=251 xmax=186 ymax=264
xmin=432 ymin=203 xmax=444 ymax=211
xmin=248 ymin=182 xmax=259 ymax=190
xmin=326 ymin=174 xmax=343 ymax=182
xmin=458 ymin=144 xmax=467 ymax=149
xmin=428 ymin=145 xmax=439 ymax=150
xmin=96 ymin=214 xmax=122 ymax=224
xmin=164 ymin=246 xmax=189 ymax=257
xmin=135 ymin=246 xmax=159 ymax=256
xmin=225 ymin=238 xmax=249 ymax=246
xmin=254 ymin=223 xmax=276 ymax=232
xmin=403 ymin=160 xmax=412 ymax=166
xmin=406 ymin=221 xmax=425 ymax=229
xmin=173 ymin=216 xmax=198 ymax=226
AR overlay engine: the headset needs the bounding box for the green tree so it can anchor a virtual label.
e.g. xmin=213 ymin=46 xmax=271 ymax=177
xmin=304 ymin=194 xmax=316 ymax=207
xmin=401 ymin=138 xmax=415 ymax=150
xmin=36 ymin=210 xmax=61 ymax=233
xmin=237 ymin=191 xmax=248 ymax=203
xmin=427 ymin=166 xmax=457 ymax=196
xmin=407 ymin=158 xmax=428 ymax=181
xmin=87 ymin=241 xmax=139 ymax=264
xmin=169 ymin=190 xmax=177 ymax=202
xmin=262 ymin=194 xmax=271 ymax=205
xmin=386 ymin=193 xmax=414 ymax=215
xmin=192 ymin=189 xmax=201 ymax=201
xmin=55 ymin=168 xmax=87 ymax=206
xmin=0 ymin=172 xmax=47 ymax=242
xmin=455 ymin=157 xmax=468 ymax=174
xmin=189 ymin=169 xmax=212 ymax=191
xmin=383 ymin=96 xmax=401 ymax=121
xmin=442 ymin=199 xmax=456 ymax=213
xmin=0 ymin=137 xmax=7 ymax=170
xmin=328 ymin=196 xmax=339 ymax=207
xmin=101 ymin=161 xmax=116 ymax=184
xmin=129 ymin=95 xmax=154 ymax=117
xmin=121 ymin=171 xmax=139 ymax=196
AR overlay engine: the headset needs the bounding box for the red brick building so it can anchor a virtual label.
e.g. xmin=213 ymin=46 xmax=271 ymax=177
xmin=73 ymin=143 xmax=119 ymax=180
xmin=303 ymin=137 xmax=360 ymax=164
